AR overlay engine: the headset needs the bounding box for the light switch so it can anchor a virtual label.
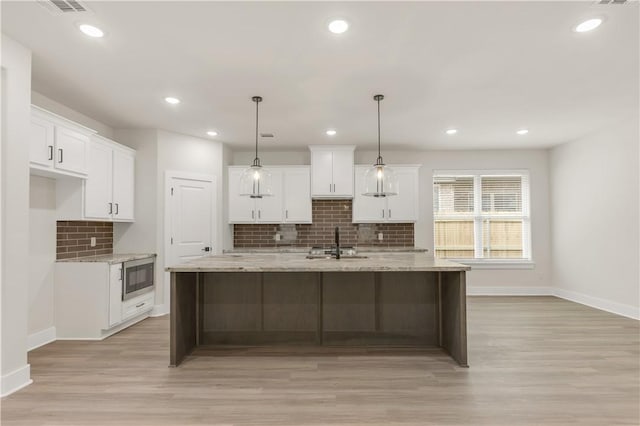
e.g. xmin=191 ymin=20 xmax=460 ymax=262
xmin=90 ymin=237 xmax=97 ymax=247
xmin=377 ymin=232 xmax=383 ymax=241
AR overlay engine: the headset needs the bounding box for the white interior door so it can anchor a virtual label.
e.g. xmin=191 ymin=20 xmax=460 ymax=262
xmin=169 ymin=175 xmax=215 ymax=266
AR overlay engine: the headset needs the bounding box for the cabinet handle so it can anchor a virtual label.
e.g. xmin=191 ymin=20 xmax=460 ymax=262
xmin=108 ymin=202 xmax=113 ymax=214
xmin=329 ymin=184 xmax=332 ymax=193
xmin=135 ymin=302 xmax=145 ymax=308
xmin=48 ymin=145 xmax=53 ymax=161
xmin=252 ymin=210 xmax=255 ymax=219
xmin=258 ymin=210 xmax=261 ymax=219
xmin=333 ymin=183 xmax=336 ymax=192
xmin=118 ymin=268 xmax=123 ymax=281
xmin=58 ymin=148 xmax=63 ymax=163
xmin=115 ymin=203 xmax=119 ymax=215
xmin=382 ymin=209 xmax=385 ymax=218
xmin=389 ymin=209 xmax=392 ymax=218
xmin=285 ymin=210 xmax=288 ymax=219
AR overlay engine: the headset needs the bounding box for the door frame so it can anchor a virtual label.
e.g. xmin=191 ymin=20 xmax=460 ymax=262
xmin=164 ymin=170 xmax=217 ymax=309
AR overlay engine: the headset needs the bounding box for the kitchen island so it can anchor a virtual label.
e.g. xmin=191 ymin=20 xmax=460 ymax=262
xmin=167 ymin=252 xmax=470 ymax=367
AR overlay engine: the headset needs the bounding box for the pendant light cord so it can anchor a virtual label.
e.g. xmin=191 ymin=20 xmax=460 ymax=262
xmin=253 ymin=96 xmax=261 ymax=167
xmin=377 ymin=97 xmax=382 ymax=164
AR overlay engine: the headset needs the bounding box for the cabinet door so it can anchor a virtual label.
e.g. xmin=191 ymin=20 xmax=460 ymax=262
xmin=311 ymin=150 xmax=334 ymax=197
xmin=84 ymin=142 xmax=113 ymax=220
xmin=54 ymin=126 xmax=89 ymax=175
xmin=352 ymin=166 xmax=386 ymax=222
xmin=30 ymin=115 xmax=55 ymax=167
xmin=386 ymin=167 xmax=418 ymax=222
xmin=331 ymin=150 xmax=354 ymax=197
xmin=108 ymin=263 xmax=123 ymax=327
xmin=112 ymin=150 xmax=135 ymax=221
xmin=256 ymin=169 xmax=283 ymax=223
xmin=283 ymin=168 xmax=312 ymax=223
xmin=228 ymin=168 xmax=256 ymax=223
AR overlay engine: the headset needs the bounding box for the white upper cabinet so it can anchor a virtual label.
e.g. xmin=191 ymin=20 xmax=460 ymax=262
xmin=112 ymin=149 xmax=135 ymax=221
xmin=228 ymin=167 xmax=283 ymax=224
xmin=30 ymin=106 xmax=93 ymax=178
xmin=30 ymin=114 xmax=55 ymax=167
xmin=58 ymin=135 xmax=136 ymax=222
xmin=228 ymin=166 xmax=311 ymax=224
xmin=309 ymin=145 xmax=355 ymax=198
xmin=283 ymin=167 xmax=312 ymax=223
xmin=84 ymin=140 xmax=113 ymax=219
xmin=352 ymin=165 xmax=420 ymax=223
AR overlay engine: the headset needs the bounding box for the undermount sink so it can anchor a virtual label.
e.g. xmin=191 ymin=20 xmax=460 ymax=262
xmin=305 ymin=255 xmax=369 ymax=260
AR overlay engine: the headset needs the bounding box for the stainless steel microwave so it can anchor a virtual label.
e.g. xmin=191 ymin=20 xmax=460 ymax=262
xmin=122 ymin=257 xmax=155 ymax=301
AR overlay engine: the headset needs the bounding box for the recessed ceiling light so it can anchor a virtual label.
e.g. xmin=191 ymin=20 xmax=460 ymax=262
xmin=574 ymin=18 xmax=603 ymax=33
xmin=207 ymin=131 xmax=218 ymax=137
xmin=446 ymin=129 xmax=458 ymax=135
xmin=516 ymin=129 xmax=529 ymax=135
xmin=164 ymin=97 xmax=180 ymax=105
xmin=78 ymin=24 xmax=104 ymax=38
xmin=326 ymin=129 xmax=337 ymax=136
xmin=328 ymin=20 xmax=349 ymax=34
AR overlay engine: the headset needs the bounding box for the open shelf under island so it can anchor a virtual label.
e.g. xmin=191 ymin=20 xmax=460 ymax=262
xmin=166 ymin=252 xmax=471 ymax=367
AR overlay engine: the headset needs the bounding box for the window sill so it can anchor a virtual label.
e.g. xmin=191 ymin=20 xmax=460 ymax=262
xmin=449 ymin=260 xmax=536 ymax=270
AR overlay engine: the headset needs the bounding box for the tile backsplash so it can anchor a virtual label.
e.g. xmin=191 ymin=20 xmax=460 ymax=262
xmin=234 ymin=200 xmax=414 ymax=248
xmin=56 ymin=221 xmax=113 ymax=260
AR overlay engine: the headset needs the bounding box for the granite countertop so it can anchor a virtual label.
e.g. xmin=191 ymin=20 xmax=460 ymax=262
xmin=166 ymin=252 xmax=468 ymax=273
xmin=224 ymin=247 xmax=429 ymax=254
xmin=57 ymin=253 xmax=156 ymax=265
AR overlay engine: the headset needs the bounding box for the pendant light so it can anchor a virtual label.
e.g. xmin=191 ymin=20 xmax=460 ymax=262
xmin=239 ymin=96 xmax=273 ymax=198
xmin=363 ymin=94 xmax=398 ymax=197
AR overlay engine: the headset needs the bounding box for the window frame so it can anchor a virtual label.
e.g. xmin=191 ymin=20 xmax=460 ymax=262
xmin=433 ymin=169 xmax=533 ymax=268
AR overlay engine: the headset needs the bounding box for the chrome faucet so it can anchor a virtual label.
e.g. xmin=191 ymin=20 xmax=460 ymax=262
xmin=334 ymin=226 xmax=340 ymax=259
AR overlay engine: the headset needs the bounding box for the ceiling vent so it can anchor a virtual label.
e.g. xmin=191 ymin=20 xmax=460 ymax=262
xmin=37 ymin=0 xmax=91 ymax=15
xmin=260 ymin=133 xmax=275 ymax=138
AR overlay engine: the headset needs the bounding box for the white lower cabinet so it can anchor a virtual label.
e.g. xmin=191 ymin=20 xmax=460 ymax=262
xmin=55 ymin=261 xmax=153 ymax=339
xmin=353 ymin=165 xmax=420 ymax=223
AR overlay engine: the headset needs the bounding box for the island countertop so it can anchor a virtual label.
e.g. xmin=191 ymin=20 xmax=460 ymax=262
xmin=166 ymin=252 xmax=470 ymax=273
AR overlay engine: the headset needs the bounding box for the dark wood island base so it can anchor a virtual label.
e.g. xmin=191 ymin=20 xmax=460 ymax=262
xmin=170 ymin=268 xmax=468 ymax=367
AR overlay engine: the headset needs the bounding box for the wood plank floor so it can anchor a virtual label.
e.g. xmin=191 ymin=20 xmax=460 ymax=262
xmin=2 ymin=297 xmax=638 ymax=425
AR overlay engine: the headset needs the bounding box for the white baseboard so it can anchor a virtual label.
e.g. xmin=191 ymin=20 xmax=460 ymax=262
xmin=467 ymin=286 xmax=553 ymax=296
xmin=27 ymin=326 xmax=56 ymax=351
xmin=553 ymin=288 xmax=640 ymax=320
xmin=1 ymin=364 xmax=32 ymax=398
xmin=151 ymin=304 xmax=168 ymax=317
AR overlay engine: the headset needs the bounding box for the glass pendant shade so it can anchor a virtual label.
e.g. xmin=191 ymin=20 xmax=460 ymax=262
xmin=363 ymin=162 xmax=398 ymax=197
xmin=363 ymin=94 xmax=398 ymax=197
xmin=240 ymin=95 xmax=273 ymax=198
xmin=239 ymin=163 xmax=273 ymax=198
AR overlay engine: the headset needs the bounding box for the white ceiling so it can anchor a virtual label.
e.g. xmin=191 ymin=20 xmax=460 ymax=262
xmin=2 ymin=1 xmax=638 ymax=150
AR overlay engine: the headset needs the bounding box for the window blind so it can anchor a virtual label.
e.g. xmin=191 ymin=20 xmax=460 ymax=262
xmin=433 ymin=172 xmax=531 ymax=261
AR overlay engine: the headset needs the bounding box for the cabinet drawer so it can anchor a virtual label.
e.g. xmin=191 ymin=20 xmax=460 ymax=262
xmin=122 ymin=292 xmax=154 ymax=320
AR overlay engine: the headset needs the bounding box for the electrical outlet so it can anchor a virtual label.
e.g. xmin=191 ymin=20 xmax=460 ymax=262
xmin=90 ymin=236 xmax=97 ymax=247
xmin=377 ymin=232 xmax=383 ymax=241
xmin=274 ymin=233 xmax=281 ymax=241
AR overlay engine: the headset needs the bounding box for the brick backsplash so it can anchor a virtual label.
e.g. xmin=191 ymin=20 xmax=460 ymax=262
xmin=234 ymin=200 xmax=414 ymax=248
xmin=57 ymin=221 xmax=113 ymax=260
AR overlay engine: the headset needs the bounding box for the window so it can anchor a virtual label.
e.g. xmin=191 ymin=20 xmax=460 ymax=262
xmin=433 ymin=171 xmax=531 ymax=262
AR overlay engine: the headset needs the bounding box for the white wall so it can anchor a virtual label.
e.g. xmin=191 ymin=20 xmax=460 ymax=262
xmin=550 ymin=116 xmax=640 ymax=319
xmin=1 ymin=34 xmax=33 ymax=396
xmin=232 ymin=148 xmax=552 ymax=293
xmin=113 ymin=129 xmax=225 ymax=313
xmin=156 ymin=130 xmax=225 ymax=308
xmin=28 ymin=176 xmax=56 ymax=338
xmin=31 ymin=91 xmax=114 ymax=139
